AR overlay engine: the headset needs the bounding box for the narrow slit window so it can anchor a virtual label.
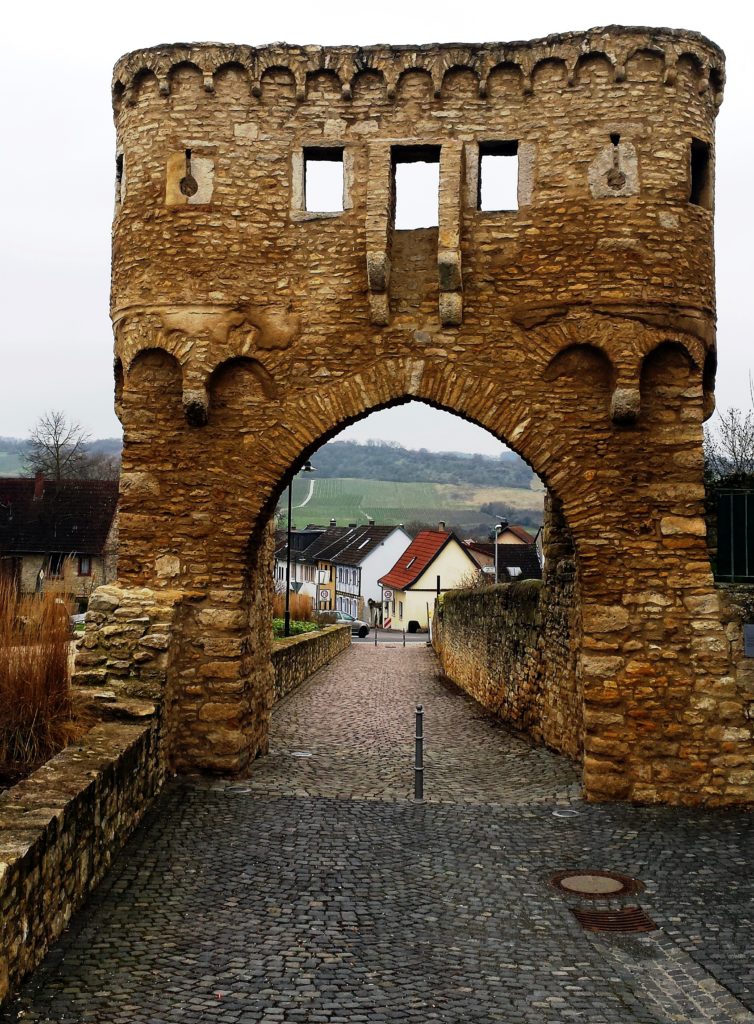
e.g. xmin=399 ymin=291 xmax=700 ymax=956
xmin=479 ymin=141 xmax=519 ymax=211
xmin=392 ymin=145 xmax=441 ymax=229
xmin=115 ymin=153 xmax=124 ymax=201
xmin=689 ymin=138 xmax=711 ymax=209
xmin=304 ymin=147 xmax=344 ymax=212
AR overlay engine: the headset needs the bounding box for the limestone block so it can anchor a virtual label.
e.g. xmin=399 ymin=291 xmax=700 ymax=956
xmin=120 ymin=471 xmax=160 ymax=498
xmin=439 ymin=292 xmax=463 ymax=327
xmin=581 ymin=655 xmax=624 ymax=679
xmin=88 ymin=588 xmax=122 ymax=614
xmin=582 ymin=605 xmax=630 ymax=632
xmin=139 ymin=634 xmax=170 ymax=651
xmin=660 ymin=516 xmax=707 ymax=537
xmin=196 ymin=607 xmax=249 ymax=630
xmin=368 ymin=293 xmax=390 ymax=326
xmin=234 ymin=123 xmax=259 ymax=142
xmin=683 ymin=592 xmax=720 ymax=616
xmin=155 ymin=554 xmax=181 ymax=579
xmin=198 ymin=702 xmax=243 ymax=722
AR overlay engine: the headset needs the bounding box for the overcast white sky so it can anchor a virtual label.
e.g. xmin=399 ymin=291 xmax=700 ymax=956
xmin=0 ymin=1 xmax=751 ymax=458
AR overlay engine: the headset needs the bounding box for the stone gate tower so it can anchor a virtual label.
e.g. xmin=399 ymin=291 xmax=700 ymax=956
xmin=78 ymin=26 xmax=754 ymax=804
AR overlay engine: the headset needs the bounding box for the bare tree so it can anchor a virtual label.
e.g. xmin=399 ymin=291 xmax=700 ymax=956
xmin=704 ymin=374 xmax=754 ymax=482
xmin=23 ymin=411 xmax=91 ymax=482
xmin=455 ymin=566 xmax=491 ymax=590
xmin=77 ymin=450 xmax=121 ymax=480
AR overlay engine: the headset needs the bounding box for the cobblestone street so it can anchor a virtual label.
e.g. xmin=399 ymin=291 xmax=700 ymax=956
xmin=3 ymin=645 xmax=754 ymax=1023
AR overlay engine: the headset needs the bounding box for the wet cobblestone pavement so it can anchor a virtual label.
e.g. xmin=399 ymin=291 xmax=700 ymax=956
xmin=3 ymin=646 xmax=753 ymax=1023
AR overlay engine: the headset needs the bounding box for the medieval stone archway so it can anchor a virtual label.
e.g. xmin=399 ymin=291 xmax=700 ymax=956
xmin=79 ymin=27 xmax=754 ymax=805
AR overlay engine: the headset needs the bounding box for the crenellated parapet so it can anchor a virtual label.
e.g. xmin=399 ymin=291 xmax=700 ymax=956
xmin=112 ymin=27 xmax=724 ymax=109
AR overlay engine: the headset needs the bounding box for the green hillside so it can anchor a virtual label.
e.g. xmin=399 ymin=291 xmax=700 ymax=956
xmin=289 ymin=476 xmax=543 ymax=535
xmin=1 ymin=433 xmax=544 ymax=535
xmin=0 ymin=451 xmax=24 ymax=475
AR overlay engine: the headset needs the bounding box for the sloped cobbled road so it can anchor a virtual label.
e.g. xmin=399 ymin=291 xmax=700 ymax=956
xmin=3 ymin=645 xmax=754 ymax=1024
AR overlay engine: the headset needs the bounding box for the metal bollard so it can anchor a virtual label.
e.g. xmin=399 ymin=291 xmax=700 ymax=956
xmin=414 ymin=704 xmax=424 ymax=801
xmin=403 ymin=628 xmax=406 ymax=647
xmin=374 ymin=626 xmax=378 ymax=646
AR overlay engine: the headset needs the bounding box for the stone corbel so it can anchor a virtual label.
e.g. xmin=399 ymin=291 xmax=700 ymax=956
xmin=365 ymin=143 xmax=393 ymax=327
xmin=610 ymin=384 xmax=641 ymax=426
xmin=438 ymin=142 xmax=463 ymax=327
xmin=183 ymin=384 xmax=209 ymax=428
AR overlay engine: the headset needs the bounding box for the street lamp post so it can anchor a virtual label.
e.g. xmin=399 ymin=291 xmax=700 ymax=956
xmin=284 ymin=460 xmax=315 ymax=637
xmin=494 ymin=518 xmax=509 ymax=584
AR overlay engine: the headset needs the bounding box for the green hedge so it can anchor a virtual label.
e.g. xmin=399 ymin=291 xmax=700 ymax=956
xmin=272 ymin=618 xmax=319 ymax=638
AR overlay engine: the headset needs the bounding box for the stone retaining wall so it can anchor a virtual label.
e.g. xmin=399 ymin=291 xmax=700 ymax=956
xmin=272 ymin=625 xmax=350 ymax=702
xmin=0 ymin=717 xmax=164 ymax=1006
xmin=433 ymin=497 xmax=582 ymax=759
xmin=434 ymin=570 xmax=582 ymax=760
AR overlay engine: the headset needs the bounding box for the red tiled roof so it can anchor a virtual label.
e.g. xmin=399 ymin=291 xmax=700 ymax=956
xmin=379 ymin=530 xmax=477 ymax=591
xmin=505 ymin=525 xmax=536 ymax=544
xmin=0 ymin=477 xmax=118 ymax=555
xmin=465 ymin=540 xmax=495 ymax=559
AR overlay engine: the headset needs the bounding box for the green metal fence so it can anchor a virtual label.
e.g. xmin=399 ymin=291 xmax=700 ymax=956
xmin=716 ymin=490 xmax=754 ymax=583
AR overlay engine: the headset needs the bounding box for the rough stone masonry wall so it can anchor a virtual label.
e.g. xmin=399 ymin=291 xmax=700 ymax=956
xmin=434 ymin=497 xmax=582 ymax=759
xmin=272 ymin=625 xmax=350 ymax=702
xmin=98 ymin=27 xmax=754 ymax=804
xmin=0 ymin=718 xmax=164 ymax=1006
xmin=73 ymin=584 xmax=183 ymax=702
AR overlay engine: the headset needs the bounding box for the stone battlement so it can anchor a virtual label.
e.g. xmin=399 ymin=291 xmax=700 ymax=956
xmin=113 ymin=27 xmax=724 ymax=106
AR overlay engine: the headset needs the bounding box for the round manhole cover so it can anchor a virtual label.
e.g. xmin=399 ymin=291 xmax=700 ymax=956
xmin=559 ymin=874 xmax=624 ymax=895
xmin=550 ymin=869 xmax=644 ymax=899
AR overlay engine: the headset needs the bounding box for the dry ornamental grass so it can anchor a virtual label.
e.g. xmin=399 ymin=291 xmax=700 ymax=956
xmin=0 ymin=578 xmax=80 ymax=782
xmin=272 ymin=591 xmax=316 ymax=622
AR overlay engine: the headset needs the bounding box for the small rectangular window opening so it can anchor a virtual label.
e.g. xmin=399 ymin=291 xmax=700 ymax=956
xmin=392 ymin=145 xmax=441 ymax=229
xmin=115 ymin=153 xmax=124 ymax=205
xmin=48 ymin=554 xmax=65 ymax=578
xmin=690 ymin=138 xmax=711 ymax=209
xmin=479 ymin=141 xmax=519 ymax=211
xmin=304 ymin=147 xmax=344 ymax=212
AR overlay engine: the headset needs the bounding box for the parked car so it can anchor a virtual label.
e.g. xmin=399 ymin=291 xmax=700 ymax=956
xmin=320 ymin=610 xmax=370 ymax=637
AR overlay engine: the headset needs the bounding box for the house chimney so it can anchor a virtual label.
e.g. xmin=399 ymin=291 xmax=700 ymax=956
xmin=330 ymin=519 xmax=336 ymax=527
xmin=33 ymin=472 xmax=44 ymax=500
xmin=368 ymin=518 xmax=375 ymax=526
xmin=438 ymin=520 xmax=446 ymax=531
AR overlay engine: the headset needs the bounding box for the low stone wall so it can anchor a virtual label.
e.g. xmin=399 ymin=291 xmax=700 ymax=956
xmin=433 ymin=496 xmax=583 ymax=761
xmin=434 ymin=568 xmax=582 ymax=760
xmin=272 ymin=625 xmax=350 ymax=702
xmin=0 ymin=717 xmax=164 ymax=1006
xmin=717 ymin=585 xmax=754 ymax=778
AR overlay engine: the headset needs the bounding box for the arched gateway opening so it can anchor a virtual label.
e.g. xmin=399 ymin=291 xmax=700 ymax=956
xmin=81 ymin=29 xmax=754 ymax=806
xmin=119 ymin=358 xmax=593 ymax=777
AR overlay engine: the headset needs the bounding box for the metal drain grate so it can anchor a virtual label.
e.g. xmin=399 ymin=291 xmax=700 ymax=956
xmin=572 ymin=906 xmax=658 ymax=933
xmin=551 ymin=870 xmax=644 ymax=899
